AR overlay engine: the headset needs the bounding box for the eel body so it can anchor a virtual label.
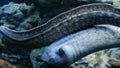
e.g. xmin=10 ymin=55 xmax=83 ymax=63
xmin=0 ymin=3 xmax=120 ymax=49
xmin=40 ymin=25 xmax=120 ymax=66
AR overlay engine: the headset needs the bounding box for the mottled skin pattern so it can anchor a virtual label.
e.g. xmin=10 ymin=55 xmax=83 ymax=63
xmin=40 ymin=25 xmax=120 ymax=66
xmin=0 ymin=3 xmax=120 ymax=49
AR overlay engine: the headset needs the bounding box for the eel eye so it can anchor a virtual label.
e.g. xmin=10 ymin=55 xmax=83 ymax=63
xmin=56 ymin=48 xmax=65 ymax=56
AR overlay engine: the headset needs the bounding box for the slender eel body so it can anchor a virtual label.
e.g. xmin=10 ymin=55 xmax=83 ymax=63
xmin=40 ymin=25 xmax=120 ymax=66
xmin=0 ymin=3 xmax=120 ymax=49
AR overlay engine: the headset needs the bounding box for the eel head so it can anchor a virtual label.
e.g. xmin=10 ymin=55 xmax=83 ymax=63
xmin=36 ymin=45 xmax=74 ymax=66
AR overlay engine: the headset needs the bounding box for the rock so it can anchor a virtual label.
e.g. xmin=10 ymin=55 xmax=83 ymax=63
xmin=70 ymin=51 xmax=111 ymax=68
xmin=112 ymin=0 xmax=120 ymax=8
xmin=0 ymin=39 xmax=4 ymax=51
xmin=101 ymin=0 xmax=120 ymax=8
xmin=105 ymin=48 xmax=120 ymax=67
xmin=0 ymin=59 xmax=25 ymax=68
xmin=0 ymin=2 xmax=35 ymax=29
xmin=70 ymin=48 xmax=120 ymax=68
xmin=16 ymin=11 xmax=41 ymax=31
xmin=0 ymin=59 xmax=16 ymax=68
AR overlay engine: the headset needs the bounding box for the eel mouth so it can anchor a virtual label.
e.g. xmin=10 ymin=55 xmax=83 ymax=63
xmin=36 ymin=55 xmax=46 ymax=62
xmin=36 ymin=55 xmax=49 ymax=66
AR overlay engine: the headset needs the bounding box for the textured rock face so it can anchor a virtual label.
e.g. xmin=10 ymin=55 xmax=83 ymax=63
xmin=101 ymin=0 xmax=120 ymax=8
xmin=0 ymin=59 xmax=16 ymax=68
xmin=0 ymin=59 xmax=26 ymax=68
xmin=0 ymin=2 xmax=36 ymax=29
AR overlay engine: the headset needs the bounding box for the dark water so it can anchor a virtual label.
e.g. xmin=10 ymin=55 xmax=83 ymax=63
xmin=0 ymin=0 xmax=10 ymax=6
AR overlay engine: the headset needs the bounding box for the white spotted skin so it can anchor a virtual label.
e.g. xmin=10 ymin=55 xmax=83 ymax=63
xmin=41 ymin=25 xmax=120 ymax=66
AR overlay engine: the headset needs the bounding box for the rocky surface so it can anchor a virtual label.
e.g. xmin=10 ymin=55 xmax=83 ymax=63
xmin=0 ymin=59 xmax=25 ymax=68
xmin=0 ymin=2 xmax=36 ymax=29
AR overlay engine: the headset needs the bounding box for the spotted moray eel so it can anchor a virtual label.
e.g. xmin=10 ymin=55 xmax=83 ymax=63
xmin=40 ymin=25 xmax=120 ymax=66
xmin=0 ymin=3 xmax=120 ymax=49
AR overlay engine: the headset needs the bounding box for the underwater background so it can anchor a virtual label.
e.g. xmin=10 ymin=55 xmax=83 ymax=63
xmin=0 ymin=0 xmax=120 ymax=68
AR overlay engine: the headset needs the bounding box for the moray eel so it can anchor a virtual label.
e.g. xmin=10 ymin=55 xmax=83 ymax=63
xmin=39 ymin=25 xmax=120 ymax=66
xmin=0 ymin=3 xmax=120 ymax=49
